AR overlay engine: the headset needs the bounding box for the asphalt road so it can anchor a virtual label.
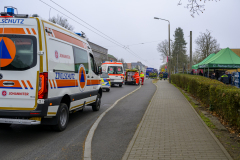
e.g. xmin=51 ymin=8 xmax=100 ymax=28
xmin=0 ymin=83 xmax=139 ymax=160
xmin=92 ymin=79 xmax=156 ymax=160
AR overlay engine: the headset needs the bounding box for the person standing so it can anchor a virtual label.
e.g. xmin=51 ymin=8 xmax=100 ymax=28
xmin=140 ymin=71 xmax=145 ymax=85
xmin=132 ymin=71 xmax=140 ymax=85
xmin=211 ymin=72 xmax=216 ymax=79
xmin=159 ymin=72 xmax=163 ymax=80
xmin=220 ymin=71 xmax=229 ymax=84
xmin=163 ymin=72 xmax=168 ymax=80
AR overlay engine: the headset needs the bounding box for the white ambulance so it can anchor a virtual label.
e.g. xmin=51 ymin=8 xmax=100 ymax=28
xmin=101 ymin=61 xmax=124 ymax=87
xmin=0 ymin=7 xmax=102 ymax=131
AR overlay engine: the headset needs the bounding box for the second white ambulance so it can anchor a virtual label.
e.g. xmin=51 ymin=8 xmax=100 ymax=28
xmin=101 ymin=61 xmax=124 ymax=87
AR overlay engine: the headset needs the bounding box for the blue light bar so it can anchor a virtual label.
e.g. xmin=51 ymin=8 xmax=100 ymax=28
xmin=75 ymin=33 xmax=82 ymax=37
xmin=7 ymin=7 xmax=14 ymax=16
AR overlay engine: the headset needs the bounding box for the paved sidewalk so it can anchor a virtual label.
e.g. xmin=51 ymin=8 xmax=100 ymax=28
xmin=122 ymin=80 xmax=232 ymax=160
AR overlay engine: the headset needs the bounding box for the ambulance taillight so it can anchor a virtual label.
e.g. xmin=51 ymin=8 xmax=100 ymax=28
xmin=38 ymin=72 xmax=48 ymax=99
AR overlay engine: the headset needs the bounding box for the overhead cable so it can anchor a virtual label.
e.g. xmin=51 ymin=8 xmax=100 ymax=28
xmin=39 ymin=0 xmax=148 ymax=64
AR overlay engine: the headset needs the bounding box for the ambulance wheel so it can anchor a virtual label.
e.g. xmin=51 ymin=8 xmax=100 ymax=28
xmin=53 ymin=103 xmax=69 ymax=132
xmin=0 ymin=123 xmax=11 ymax=128
xmin=119 ymin=84 xmax=122 ymax=87
xmin=92 ymin=94 xmax=101 ymax=111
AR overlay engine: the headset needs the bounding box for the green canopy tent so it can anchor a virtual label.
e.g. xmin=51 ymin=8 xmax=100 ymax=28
xmin=198 ymin=48 xmax=240 ymax=77
xmin=192 ymin=53 xmax=215 ymax=69
xmin=199 ymin=48 xmax=240 ymax=69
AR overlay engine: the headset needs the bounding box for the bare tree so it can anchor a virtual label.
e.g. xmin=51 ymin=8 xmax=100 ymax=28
xmin=95 ymin=54 xmax=108 ymax=66
xmin=117 ymin=58 xmax=125 ymax=63
xmin=178 ymin=0 xmax=220 ymax=17
xmin=195 ymin=30 xmax=220 ymax=60
xmin=157 ymin=39 xmax=173 ymax=63
xmin=157 ymin=40 xmax=168 ymax=62
xmin=49 ymin=15 xmax=74 ymax=31
xmin=192 ymin=51 xmax=201 ymax=65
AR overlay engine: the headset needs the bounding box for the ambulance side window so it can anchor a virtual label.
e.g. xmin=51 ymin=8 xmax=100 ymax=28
xmin=73 ymin=46 xmax=89 ymax=74
xmin=90 ymin=53 xmax=97 ymax=74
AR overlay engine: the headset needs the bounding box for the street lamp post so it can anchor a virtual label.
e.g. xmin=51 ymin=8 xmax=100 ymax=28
xmin=154 ymin=17 xmax=171 ymax=83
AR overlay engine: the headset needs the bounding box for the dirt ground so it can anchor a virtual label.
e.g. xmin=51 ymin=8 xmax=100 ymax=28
xmin=181 ymin=90 xmax=240 ymax=160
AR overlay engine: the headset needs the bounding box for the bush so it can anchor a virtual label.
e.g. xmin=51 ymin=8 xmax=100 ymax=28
xmin=171 ymin=74 xmax=240 ymax=130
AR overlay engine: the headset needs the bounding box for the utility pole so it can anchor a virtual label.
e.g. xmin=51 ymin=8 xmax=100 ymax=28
xmin=190 ymin=31 xmax=192 ymax=72
xmin=168 ymin=23 xmax=171 ymax=82
xmin=154 ymin=17 xmax=171 ymax=82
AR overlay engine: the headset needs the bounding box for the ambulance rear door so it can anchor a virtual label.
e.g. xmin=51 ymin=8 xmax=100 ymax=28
xmin=0 ymin=18 xmax=40 ymax=110
xmin=108 ymin=64 xmax=124 ymax=83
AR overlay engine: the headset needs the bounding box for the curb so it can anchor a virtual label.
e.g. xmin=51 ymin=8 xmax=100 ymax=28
xmin=178 ymin=85 xmax=233 ymax=160
xmin=121 ymin=80 xmax=158 ymax=160
xmin=84 ymin=84 xmax=142 ymax=160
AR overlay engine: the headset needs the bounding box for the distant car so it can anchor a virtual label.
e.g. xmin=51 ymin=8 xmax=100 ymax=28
xmin=100 ymin=73 xmax=111 ymax=92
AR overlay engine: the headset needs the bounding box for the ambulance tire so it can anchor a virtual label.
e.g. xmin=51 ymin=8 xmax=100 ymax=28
xmin=119 ymin=84 xmax=122 ymax=87
xmin=53 ymin=103 xmax=69 ymax=132
xmin=92 ymin=94 xmax=101 ymax=111
xmin=0 ymin=123 xmax=11 ymax=128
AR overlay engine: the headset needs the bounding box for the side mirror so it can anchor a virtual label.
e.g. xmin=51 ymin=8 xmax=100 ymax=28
xmin=98 ymin=66 xmax=102 ymax=75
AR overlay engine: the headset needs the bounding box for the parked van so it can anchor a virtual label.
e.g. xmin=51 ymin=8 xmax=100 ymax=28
xmin=101 ymin=61 xmax=124 ymax=87
xmin=0 ymin=7 xmax=102 ymax=131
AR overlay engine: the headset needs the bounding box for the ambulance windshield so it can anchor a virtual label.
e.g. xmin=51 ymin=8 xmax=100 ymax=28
xmin=0 ymin=35 xmax=37 ymax=71
xmin=108 ymin=66 xmax=123 ymax=74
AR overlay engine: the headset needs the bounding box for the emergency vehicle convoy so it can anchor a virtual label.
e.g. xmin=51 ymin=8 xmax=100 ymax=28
xmin=101 ymin=61 xmax=124 ymax=87
xmin=0 ymin=7 xmax=102 ymax=131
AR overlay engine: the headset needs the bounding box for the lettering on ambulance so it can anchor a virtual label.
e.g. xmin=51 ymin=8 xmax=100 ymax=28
xmin=54 ymin=72 xmax=76 ymax=88
xmin=1 ymin=90 xmax=29 ymax=96
xmin=60 ymin=54 xmax=70 ymax=59
xmin=55 ymin=50 xmax=71 ymax=59
xmin=0 ymin=19 xmax=24 ymax=24
xmin=55 ymin=72 xmax=75 ymax=79
xmin=9 ymin=92 xmax=29 ymax=96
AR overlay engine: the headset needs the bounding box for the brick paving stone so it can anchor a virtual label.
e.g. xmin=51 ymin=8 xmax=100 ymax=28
xmin=122 ymin=80 xmax=232 ymax=160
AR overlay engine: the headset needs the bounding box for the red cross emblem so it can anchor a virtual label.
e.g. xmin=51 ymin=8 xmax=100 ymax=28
xmin=2 ymin=90 xmax=7 ymax=96
xmin=55 ymin=50 xmax=58 ymax=59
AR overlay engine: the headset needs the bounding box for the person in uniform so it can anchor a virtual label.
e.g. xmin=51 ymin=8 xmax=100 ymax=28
xmin=140 ymin=71 xmax=145 ymax=85
xmin=163 ymin=72 xmax=168 ymax=80
xmin=159 ymin=72 xmax=163 ymax=80
xmin=132 ymin=72 xmax=140 ymax=85
xmin=220 ymin=71 xmax=229 ymax=84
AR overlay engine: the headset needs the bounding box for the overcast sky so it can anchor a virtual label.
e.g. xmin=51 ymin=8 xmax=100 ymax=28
xmin=2 ymin=0 xmax=240 ymax=69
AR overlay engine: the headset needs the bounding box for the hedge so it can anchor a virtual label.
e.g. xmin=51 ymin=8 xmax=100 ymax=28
xmin=171 ymin=74 xmax=240 ymax=130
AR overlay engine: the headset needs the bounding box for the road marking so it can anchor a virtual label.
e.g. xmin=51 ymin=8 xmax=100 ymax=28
xmin=84 ymin=85 xmax=142 ymax=160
